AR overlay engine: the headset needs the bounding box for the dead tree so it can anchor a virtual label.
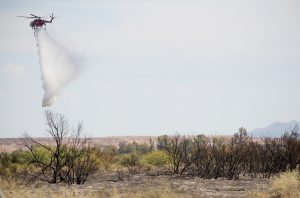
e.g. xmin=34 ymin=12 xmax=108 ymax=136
xmin=282 ymin=125 xmax=300 ymax=171
xmin=21 ymin=110 xmax=97 ymax=184
xmin=159 ymin=134 xmax=194 ymax=175
xmin=192 ymin=135 xmax=213 ymax=178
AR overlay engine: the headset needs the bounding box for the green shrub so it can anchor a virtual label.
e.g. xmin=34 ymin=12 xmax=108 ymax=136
xmin=119 ymin=152 xmax=143 ymax=174
xmin=0 ymin=150 xmax=30 ymax=177
xmin=143 ymin=150 xmax=169 ymax=167
xmin=98 ymin=145 xmax=118 ymax=170
xmin=118 ymin=141 xmax=153 ymax=154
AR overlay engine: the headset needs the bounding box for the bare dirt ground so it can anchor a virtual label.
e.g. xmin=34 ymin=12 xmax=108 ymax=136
xmin=83 ymin=173 xmax=270 ymax=197
xmin=0 ymin=173 xmax=271 ymax=198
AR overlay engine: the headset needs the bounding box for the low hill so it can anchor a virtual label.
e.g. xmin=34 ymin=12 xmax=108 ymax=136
xmin=249 ymin=120 xmax=300 ymax=137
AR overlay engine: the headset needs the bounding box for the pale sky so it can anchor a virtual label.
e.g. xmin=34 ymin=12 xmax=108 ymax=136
xmin=0 ymin=0 xmax=300 ymax=137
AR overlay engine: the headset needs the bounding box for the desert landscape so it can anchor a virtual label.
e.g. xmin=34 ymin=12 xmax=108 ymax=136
xmin=1 ymin=1 xmax=300 ymax=197
xmin=0 ymin=112 xmax=299 ymax=198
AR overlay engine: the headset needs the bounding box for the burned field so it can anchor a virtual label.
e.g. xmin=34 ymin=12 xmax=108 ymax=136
xmin=0 ymin=173 xmax=271 ymax=198
xmin=0 ymin=111 xmax=299 ymax=197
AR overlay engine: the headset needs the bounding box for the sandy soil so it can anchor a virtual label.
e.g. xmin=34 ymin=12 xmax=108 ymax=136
xmin=0 ymin=172 xmax=271 ymax=198
xmin=83 ymin=173 xmax=270 ymax=197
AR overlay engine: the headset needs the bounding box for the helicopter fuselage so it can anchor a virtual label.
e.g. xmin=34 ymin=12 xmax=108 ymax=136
xmin=30 ymin=19 xmax=51 ymax=29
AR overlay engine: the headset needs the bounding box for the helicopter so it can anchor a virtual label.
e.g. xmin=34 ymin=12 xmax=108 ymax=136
xmin=18 ymin=13 xmax=56 ymax=35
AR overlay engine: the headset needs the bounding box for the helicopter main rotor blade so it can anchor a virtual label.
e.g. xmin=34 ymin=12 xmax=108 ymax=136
xmin=18 ymin=16 xmax=36 ymax=18
xmin=30 ymin=14 xmax=41 ymax=18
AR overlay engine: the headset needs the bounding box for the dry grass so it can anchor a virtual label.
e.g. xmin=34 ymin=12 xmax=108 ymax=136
xmin=249 ymin=170 xmax=300 ymax=198
xmin=0 ymin=177 xmax=188 ymax=198
xmin=248 ymin=191 xmax=270 ymax=198
xmin=271 ymin=170 xmax=300 ymax=198
xmin=109 ymin=187 xmax=186 ymax=198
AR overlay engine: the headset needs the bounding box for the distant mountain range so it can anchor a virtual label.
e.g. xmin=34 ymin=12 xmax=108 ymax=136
xmin=249 ymin=120 xmax=300 ymax=137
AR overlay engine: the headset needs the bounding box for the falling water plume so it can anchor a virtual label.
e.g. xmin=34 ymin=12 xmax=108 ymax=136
xmin=35 ymin=30 xmax=80 ymax=107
